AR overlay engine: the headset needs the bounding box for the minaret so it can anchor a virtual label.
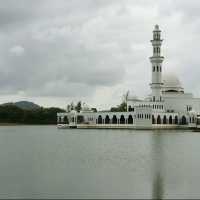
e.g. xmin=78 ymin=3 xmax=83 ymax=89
xmin=150 ymin=25 xmax=164 ymax=102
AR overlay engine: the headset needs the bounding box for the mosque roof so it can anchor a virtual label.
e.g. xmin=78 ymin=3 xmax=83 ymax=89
xmin=162 ymin=73 xmax=184 ymax=93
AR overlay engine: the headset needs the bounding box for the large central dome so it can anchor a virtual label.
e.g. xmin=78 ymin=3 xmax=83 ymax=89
xmin=162 ymin=73 xmax=184 ymax=93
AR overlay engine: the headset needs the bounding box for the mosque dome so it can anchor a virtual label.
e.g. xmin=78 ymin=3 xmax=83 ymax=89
xmin=82 ymin=103 xmax=90 ymax=111
xmin=70 ymin=110 xmax=77 ymax=114
xmin=80 ymin=103 xmax=93 ymax=113
xmin=162 ymin=73 xmax=184 ymax=93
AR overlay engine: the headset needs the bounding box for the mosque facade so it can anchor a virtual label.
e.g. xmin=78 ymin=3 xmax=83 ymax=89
xmin=57 ymin=25 xmax=200 ymax=129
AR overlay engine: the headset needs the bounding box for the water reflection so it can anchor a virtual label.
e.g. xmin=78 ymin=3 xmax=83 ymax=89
xmin=151 ymin=131 xmax=165 ymax=199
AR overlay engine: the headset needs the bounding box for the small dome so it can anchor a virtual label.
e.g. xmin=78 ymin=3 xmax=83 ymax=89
xmin=162 ymin=73 xmax=184 ymax=93
xmin=155 ymin=24 xmax=159 ymax=30
xmin=70 ymin=110 xmax=77 ymax=114
xmin=82 ymin=103 xmax=90 ymax=111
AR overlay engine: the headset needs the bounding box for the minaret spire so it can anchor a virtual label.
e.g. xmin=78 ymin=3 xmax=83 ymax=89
xmin=150 ymin=25 xmax=164 ymax=102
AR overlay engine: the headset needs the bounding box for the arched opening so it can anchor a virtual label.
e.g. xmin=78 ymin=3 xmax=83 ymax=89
xmin=77 ymin=115 xmax=84 ymax=124
xmin=152 ymin=115 xmax=155 ymax=124
xmin=192 ymin=116 xmax=195 ymax=123
xmin=175 ymin=116 xmax=178 ymax=124
xmin=120 ymin=115 xmax=125 ymax=124
xmin=112 ymin=115 xmax=117 ymax=124
xmin=105 ymin=115 xmax=110 ymax=124
xmin=98 ymin=115 xmax=102 ymax=124
xmin=157 ymin=115 xmax=161 ymax=124
xmin=58 ymin=116 xmax=62 ymax=123
xmin=64 ymin=116 xmax=69 ymax=124
xmin=163 ymin=115 xmax=167 ymax=124
xmin=128 ymin=106 xmax=132 ymax=112
xmin=181 ymin=116 xmax=187 ymax=125
xmin=128 ymin=115 xmax=133 ymax=124
xmin=169 ymin=116 xmax=172 ymax=124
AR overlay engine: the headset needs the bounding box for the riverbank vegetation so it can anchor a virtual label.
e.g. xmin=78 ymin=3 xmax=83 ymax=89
xmin=0 ymin=104 xmax=65 ymax=125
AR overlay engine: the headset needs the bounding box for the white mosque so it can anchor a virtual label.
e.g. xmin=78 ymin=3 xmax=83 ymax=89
xmin=57 ymin=25 xmax=200 ymax=129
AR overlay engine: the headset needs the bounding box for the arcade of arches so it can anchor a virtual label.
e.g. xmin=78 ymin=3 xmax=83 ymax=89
xmin=97 ymin=115 xmax=134 ymax=124
xmin=152 ymin=115 xmax=187 ymax=125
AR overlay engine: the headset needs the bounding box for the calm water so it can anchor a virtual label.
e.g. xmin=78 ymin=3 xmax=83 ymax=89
xmin=0 ymin=126 xmax=199 ymax=199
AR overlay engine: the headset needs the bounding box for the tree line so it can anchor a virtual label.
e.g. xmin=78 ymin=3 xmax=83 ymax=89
xmin=0 ymin=105 xmax=65 ymax=124
xmin=0 ymin=91 xmax=129 ymax=124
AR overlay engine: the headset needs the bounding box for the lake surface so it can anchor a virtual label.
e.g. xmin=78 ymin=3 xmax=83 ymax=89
xmin=0 ymin=126 xmax=199 ymax=199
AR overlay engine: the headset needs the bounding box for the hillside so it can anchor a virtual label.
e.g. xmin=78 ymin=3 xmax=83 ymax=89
xmin=15 ymin=101 xmax=40 ymax=110
xmin=0 ymin=104 xmax=65 ymax=124
xmin=2 ymin=101 xmax=40 ymax=110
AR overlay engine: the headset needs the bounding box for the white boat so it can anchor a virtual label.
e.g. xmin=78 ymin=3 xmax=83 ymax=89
xmin=57 ymin=124 xmax=69 ymax=129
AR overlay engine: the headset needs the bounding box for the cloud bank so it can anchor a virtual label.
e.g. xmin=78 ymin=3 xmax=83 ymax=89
xmin=0 ymin=0 xmax=200 ymax=109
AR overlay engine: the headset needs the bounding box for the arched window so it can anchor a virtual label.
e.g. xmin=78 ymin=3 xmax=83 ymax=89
xmin=120 ymin=115 xmax=125 ymax=124
xmin=128 ymin=106 xmax=132 ymax=112
xmin=152 ymin=115 xmax=155 ymax=124
xmin=98 ymin=115 xmax=103 ymax=124
xmin=105 ymin=115 xmax=110 ymax=124
xmin=163 ymin=115 xmax=167 ymax=124
xmin=112 ymin=115 xmax=117 ymax=124
xmin=169 ymin=116 xmax=173 ymax=124
xmin=181 ymin=116 xmax=187 ymax=125
xmin=157 ymin=115 xmax=161 ymax=124
xmin=175 ymin=116 xmax=178 ymax=124
xmin=157 ymin=66 xmax=159 ymax=72
xmin=128 ymin=115 xmax=133 ymax=124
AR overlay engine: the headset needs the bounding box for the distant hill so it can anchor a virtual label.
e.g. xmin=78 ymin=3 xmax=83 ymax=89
xmin=2 ymin=101 xmax=41 ymax=110
xmin=15 ymin=101 xmax=41 ymax=110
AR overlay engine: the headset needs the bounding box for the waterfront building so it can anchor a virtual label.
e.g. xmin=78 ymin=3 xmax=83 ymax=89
xmin=57 ymin=25 xmax=200 ymax=129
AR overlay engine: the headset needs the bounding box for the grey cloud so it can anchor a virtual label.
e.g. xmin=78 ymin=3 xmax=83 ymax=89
xmin=0 ymin=0 xmax=199 ymax=108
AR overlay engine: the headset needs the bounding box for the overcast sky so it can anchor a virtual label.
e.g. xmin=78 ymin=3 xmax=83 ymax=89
xmin=0 ymin=0 xmax=200 ymax=110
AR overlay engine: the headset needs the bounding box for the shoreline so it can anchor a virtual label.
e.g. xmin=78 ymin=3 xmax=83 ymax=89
xmin=0 ymin=123 xmax=56 ymax=126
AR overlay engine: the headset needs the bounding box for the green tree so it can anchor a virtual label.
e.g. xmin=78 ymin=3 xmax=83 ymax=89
xmin=70 ymin=102 xmax=75 ymax=110
xmin=75 ymin=101 xmax=82 ymax=112
xmin=91 ymin=108 xmax=97 ymax=112
xmin=110 ymin=91 xmax=128 ymax=112
xmin=0 ymin=105 xmax=65 ymax=125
